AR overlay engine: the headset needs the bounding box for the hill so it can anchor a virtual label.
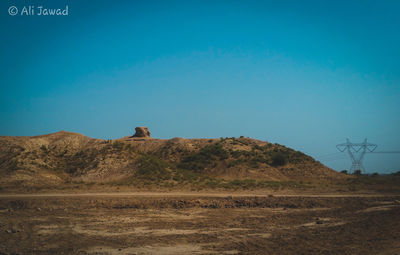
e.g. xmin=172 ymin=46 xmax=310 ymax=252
xmin=0 ymin=131 xmax=346 ymax=191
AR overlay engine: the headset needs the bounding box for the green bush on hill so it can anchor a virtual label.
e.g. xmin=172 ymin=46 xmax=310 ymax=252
xmin=270 ymin=151 xmax=288 ymax=166
xmin=65 ymin=149 xmax=100 ymax=174
xmin=134 ymin=154 xmax=172 ymax=181
xmin=178 ymin=142 xmax=228 ymax=171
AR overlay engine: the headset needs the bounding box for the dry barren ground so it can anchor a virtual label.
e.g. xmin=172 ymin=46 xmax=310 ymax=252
xmin=0 ymin=193 xmax=400 ymax=255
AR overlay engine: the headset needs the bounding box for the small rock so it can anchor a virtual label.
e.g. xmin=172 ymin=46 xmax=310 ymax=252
xmin=5 ymin=227 xmax=19 ymax=234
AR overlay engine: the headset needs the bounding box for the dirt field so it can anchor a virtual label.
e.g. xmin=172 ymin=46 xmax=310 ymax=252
xmin=1 ymin=193 xmax=400 ymax=255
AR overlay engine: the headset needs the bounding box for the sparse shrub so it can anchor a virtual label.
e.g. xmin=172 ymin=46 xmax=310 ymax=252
xmin=134 ymin=154 xmax=172 ymax=181
xmin=288 ymin=151 xmax=311 ymax=163
xmin=112 ymin=141 xmax=125 ymax=150
xmin=253 ymin=145 xmax=262 ymax=150
xmin=65 ymin=149 xmax=100 ymax=174
xmin=227 ymin=160 xmax=242 ymax=168
xmin=249 ymin=160 xmax=259 ymax=169
xmin=392 ymin=171 xmax=400 ymax=176
xmin=270 ymin=151 xmax=287 ymax=166
xmin=7 ymin=160 xmax=19 ymax=171
xmin=178 ymin=142 xmax=228 ymax=171
xmin=341 ymin=170 xmax=348 ymax=174
xmin=40 ymin=145 xmax=48 ymax=153
xmin=231 ymin=150 xmax=242 ymax=159
xmin=230 ymin=139 xmax=239 ymax=145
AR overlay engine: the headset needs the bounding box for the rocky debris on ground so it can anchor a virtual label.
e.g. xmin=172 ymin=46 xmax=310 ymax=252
xmin=5 ymin=227 xmax=20 ymax=234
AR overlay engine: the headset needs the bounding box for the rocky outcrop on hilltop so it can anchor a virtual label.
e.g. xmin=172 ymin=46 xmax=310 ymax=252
xmin=132 ymin=127 xmax=151 ymax=138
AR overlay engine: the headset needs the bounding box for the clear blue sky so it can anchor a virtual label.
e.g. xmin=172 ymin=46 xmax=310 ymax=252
xmin=1 ymin=0 xmax=399 ymax=173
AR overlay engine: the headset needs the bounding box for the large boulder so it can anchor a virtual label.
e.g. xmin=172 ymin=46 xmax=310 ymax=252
xmin=132 ymin=127 xmax=151 ymax=138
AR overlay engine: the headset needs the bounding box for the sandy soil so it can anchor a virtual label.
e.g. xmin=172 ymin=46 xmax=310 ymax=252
xmin=1 ymin=192 xmax=397 ymax=198
xmin=0 ymin=193 xmax=399 ymax=254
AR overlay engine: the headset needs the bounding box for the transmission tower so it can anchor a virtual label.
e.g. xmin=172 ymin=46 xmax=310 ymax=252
xmin=336 ymin=138 xmax=377 ymax=173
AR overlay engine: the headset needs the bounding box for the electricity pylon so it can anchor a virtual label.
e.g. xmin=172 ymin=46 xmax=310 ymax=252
xmin=336 ymin=138 xmax=377 ymax=173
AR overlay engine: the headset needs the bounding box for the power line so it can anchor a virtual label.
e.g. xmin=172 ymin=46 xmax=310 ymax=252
xmin=315 ymin=152 xmax=342 ymax=158
xmin=314 ymin=152 xmax=350 ymax=163
xmin=368 ymin=151 xmax=400 ymax=154
xmin=321 ymin=157 xmax=350 ymax=162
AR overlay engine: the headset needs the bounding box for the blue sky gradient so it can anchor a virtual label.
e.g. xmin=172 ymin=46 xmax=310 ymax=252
xmin=1 ymin=0 xmax=399 ymax=173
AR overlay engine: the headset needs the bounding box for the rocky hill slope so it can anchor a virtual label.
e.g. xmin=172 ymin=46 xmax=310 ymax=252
xmin=0 ymin=131 xmax=346 ymax=190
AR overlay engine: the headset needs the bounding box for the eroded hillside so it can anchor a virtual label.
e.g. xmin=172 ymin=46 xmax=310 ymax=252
xmin=0 ymin=131 xmax=346 ymax=191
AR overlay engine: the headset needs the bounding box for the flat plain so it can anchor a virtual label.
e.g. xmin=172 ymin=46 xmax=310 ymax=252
xmin=1 ymin=192 xmax=399 ymax=255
